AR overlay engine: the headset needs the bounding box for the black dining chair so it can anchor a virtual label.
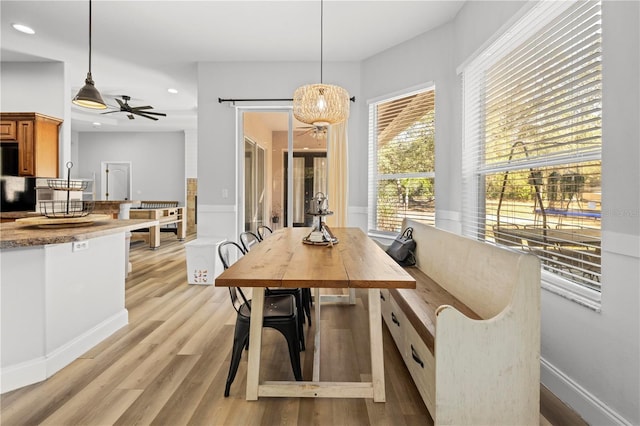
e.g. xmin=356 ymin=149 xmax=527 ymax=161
xmin=218 ymin=241 xmax=303 ymax=397
xmin=256 ymin=225 xmax=273 ymax=241
xmin=239 ymin=231 xmax=261 ymax=252
xmin=241 ymin=228 xmax=308 ymax=349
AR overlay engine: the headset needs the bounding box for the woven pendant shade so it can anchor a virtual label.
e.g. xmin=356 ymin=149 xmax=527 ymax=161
xmin=293 ymin=84 xmax=350 ymax=126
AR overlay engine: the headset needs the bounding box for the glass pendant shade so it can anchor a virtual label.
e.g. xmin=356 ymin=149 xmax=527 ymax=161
xmin=293 ymin=83 xmax=350 ymax=126
xmin=73 ymin=72 xmax=107 ymax=109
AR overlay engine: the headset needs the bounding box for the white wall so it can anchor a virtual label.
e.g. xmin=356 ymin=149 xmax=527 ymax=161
xmin=360 ymin=22 xmax=459 ymax=232
xmin=0 ymin=61 xmax=71 ymax=176
xmin=76 ymin=131 xmax=186 ymax=205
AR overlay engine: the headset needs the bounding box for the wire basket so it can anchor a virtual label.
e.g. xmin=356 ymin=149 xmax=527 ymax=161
xmin=39 ymin=200 xmax=95 ymax=218
xmin=47 ymin=179 xmax=89 ymax=191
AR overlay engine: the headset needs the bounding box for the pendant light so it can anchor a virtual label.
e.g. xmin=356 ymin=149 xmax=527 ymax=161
xmin=293 ymin=0 xmax=350 ymax=126
xmin=72 ymin=0 xmax=107 ymax=109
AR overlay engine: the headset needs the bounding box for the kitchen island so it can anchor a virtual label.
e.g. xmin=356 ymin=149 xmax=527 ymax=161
xmin=0 ymin=217 xmax=158 ymax=393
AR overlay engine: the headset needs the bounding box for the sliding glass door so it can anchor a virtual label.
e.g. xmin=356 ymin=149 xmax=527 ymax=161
xmin=244 ymin=137 xmax=265 ymax=232
xmin=240 ymin=108 xmax=328 ymax=232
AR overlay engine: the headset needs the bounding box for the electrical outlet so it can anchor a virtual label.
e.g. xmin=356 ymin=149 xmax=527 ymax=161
xmin=72 ymin=241 xmax=89 ymax=252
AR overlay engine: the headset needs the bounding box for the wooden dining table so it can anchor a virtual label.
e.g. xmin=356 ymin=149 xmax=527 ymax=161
xmin=215 ymin=227 xmax=416 ymax=402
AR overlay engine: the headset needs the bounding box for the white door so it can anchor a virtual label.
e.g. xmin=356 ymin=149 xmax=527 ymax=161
xmin=101 ymin=162 xmax=132 ymax=200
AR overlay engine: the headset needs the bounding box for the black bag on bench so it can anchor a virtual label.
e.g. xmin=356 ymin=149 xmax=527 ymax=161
xmin=386 ymin=227 xmax=416 ymax=266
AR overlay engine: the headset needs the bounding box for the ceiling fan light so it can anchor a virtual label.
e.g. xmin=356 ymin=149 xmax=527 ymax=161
xmin=72 ymin=73 xmax=107 ymax=109
xmin=293 ymin=83 xmax=350 ymax=126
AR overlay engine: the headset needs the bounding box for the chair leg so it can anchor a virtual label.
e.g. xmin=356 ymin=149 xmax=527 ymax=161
xmin=225 ymin=319 xmax=250 ymax=397
xmin=294 ymin=291 xmax=305 ymax=351
xmin=269 ymin=322 xmax=303 ymax=381
xmin=302 ymin=288 xmax=312 ymax=326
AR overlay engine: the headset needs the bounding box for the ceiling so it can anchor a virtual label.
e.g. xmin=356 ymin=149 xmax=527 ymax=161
xmin=1 ymin=1 xmax=464 ymax=132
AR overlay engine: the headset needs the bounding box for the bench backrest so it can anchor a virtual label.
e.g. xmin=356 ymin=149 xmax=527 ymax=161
xmin=139 ymin=201 xmax=179 ymax=209
xmin=403 ymin=218 xmax=528 ymax=319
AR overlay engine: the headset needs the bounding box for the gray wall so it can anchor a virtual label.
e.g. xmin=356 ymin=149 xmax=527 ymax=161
xmin=76 ymin=131 xmax=186 ymax=205
xmin=196 ymin=2 xmax=639 ymax=424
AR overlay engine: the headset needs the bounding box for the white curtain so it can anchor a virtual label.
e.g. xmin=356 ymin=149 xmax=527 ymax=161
xmin=326 ymin=121 xmax=348 ymax=227
xmin=293 ymin=157 xmax=305 ymax=223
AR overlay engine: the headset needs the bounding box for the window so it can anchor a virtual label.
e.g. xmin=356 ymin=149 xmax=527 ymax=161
xmin=368 ymin=86 xmax=436 ymax=233
xmin=462 ymin=0 xmax=602 ymax=299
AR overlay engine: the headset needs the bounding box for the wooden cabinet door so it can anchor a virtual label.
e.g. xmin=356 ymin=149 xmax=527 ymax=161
xmin=1 ymin=112 xmax=61 ymax=177
xmin=1 ymin=120 xmax=17 ymax=141
xmin=17 ymin=120 xmax=35 ymax=176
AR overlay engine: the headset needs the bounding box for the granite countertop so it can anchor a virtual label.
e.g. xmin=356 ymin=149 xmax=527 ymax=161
xmin=1 ymin=218 xmax=159 ymax=249
xmin=0 ymin=211 xmax=42 ymax=220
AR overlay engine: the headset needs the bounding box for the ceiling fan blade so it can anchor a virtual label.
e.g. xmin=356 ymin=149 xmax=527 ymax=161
xmin=101 ymin=110 xmax=120 ymax=115
xmin=115 ymin=98 xmax=125 ymax=108
xmin=134 ymin=111 xmax=167 ymax=117
xmin=130 ymin=105 xmax=153 ymax=111
xmin=132 ymin=111 xmax=159 ymax=121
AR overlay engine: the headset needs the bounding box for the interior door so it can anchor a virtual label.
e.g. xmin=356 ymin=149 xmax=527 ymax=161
xmin=101 ymin=161 xmax=131 ymax=201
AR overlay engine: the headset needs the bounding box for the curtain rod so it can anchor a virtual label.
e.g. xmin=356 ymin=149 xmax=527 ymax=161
xmin=218 ymin=96 xmax=356 ymax=104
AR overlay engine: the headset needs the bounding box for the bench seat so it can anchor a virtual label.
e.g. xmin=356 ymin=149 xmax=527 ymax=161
xmin=378 ymin=218 xmax=541 ymax=425
xmin=390 ymin=267 xmax=481 ymax=355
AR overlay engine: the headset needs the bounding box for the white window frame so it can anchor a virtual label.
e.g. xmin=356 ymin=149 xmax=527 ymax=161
xmin=461 ymin=0 xmax=603 ymax=310
xmin=367 ymin=83 xmax=436 ymax=236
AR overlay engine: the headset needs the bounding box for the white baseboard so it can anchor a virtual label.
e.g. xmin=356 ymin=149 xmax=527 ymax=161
xmin=541 ymin=357 xmax=633 ymax=425
xmin=1 ymin=309 xmax=128 ymax=394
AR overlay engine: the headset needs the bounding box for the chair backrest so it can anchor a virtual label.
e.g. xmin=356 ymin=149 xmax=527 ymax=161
xmin=257 ymin=225 xmax=273 ymax=241
xmin=217 ymin=241 xmax=250 ymax=312
xmin=239 ymin=231 xmax=261 ymax=252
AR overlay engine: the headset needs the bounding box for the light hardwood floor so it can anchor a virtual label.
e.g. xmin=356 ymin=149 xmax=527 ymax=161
xmin=1 ymin=233 xmax=586 ymax=426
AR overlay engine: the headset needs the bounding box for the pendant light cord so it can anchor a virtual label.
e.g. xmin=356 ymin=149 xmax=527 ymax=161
xmin=320 ymin=0 xmax=323 ymax=83
xmin=88 ymin=0 xmax=93 ymax=74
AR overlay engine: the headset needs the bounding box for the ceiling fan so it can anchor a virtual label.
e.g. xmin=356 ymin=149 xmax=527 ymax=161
xmin=101 ymin=95 xmax=167 ymax=121
xmin=296 ymin=124 xmax=328 ymax=139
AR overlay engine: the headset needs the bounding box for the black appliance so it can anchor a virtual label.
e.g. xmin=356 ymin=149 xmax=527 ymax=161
xmin=1 ymin=176 xmax=37 ymax=212
xmin=1 ymin=143 xmax=20 ymax=176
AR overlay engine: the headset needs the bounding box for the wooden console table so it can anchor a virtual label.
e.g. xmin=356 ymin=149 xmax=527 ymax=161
xmin=129 ymin=206 xmax=186 ymax=249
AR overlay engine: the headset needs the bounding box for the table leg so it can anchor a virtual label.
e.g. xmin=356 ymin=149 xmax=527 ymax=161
xmin=149 ymin=224 xmax=161 ymax=249
xmin=313 ymin=287 xmax=321 ymax=382
xmin=177 ymin=208 xmax=186 ymax=240
xmin=368 ymin=288 xmax=385 ymax=402
xmin=246 ymin=288 xmax=264 ymax=400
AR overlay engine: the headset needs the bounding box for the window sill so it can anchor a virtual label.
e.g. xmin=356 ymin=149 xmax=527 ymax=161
xmin=541 ymin=270 xmax=601 ymax=312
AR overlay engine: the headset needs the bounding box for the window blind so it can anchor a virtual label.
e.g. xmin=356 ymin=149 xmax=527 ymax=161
xmin=462 ymin=0 xmax=602 ymax=291
xmin=368 ymin=88 xmax=436 ymax=233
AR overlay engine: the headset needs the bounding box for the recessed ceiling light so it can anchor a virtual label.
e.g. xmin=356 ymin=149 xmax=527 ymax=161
xmin=167 ymin=88 xmax=178 ymax=94
xmin=12 ymin=23 xmax=35 ymax=35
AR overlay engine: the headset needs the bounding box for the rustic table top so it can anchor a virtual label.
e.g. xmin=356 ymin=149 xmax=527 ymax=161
xmin=216 ymin=227 xmax=416 ymax=289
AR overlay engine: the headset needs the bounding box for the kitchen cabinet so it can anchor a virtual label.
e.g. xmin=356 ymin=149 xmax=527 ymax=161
xmin=0 ymin=112 xmax=62 ymax=177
